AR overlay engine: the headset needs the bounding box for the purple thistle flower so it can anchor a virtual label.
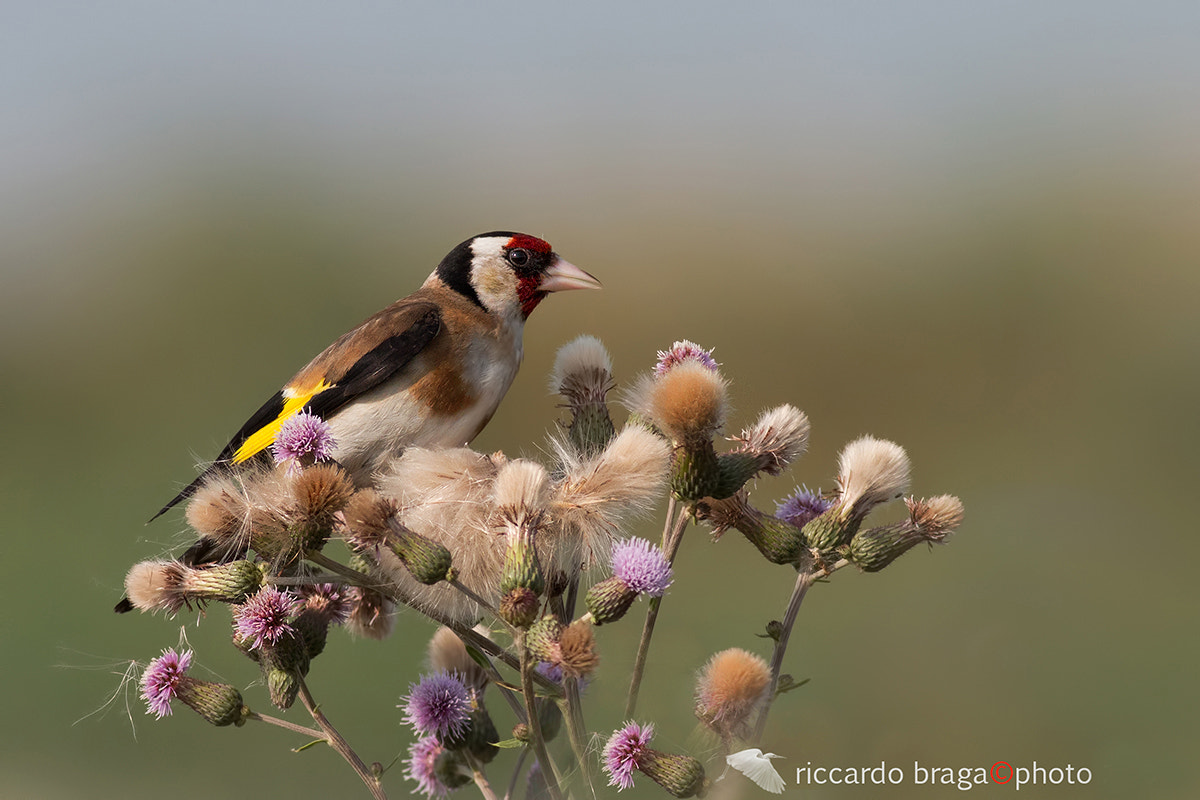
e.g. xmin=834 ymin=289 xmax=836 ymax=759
xmin=405 ymin=735 xmax=452 ymax=798
xmin=401 ymin=671 xmax=471 ymax=740
xmin=611 ymin=537 xmax=673 ymax=597
xmin=603 ymin=721 xmax=654 ymax=790
xmin=233 ymin=586 xmax=301 ymax=650
xmin=536 ymin=661 xmax=565 ymax=685
xmin=141 ymin=648 xmax=193 ymax=719
xmin=536 ymin=660 xmax=593 ymax=696
xmin=654 ymin=340 xmax=719 ymax=376
xmin=777 ymin=486 xmax=833 ymax=529
xmin=272 ymin=409 xmax=337 ymax=468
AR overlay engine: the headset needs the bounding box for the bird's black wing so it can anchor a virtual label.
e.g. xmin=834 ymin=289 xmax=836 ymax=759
xmin=148 ymin=303 xmax=442 ymax=522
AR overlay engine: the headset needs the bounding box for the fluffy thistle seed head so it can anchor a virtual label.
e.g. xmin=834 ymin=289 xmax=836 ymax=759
xmin=374 ymin=448 xmax=503 ymax=625
xmin=733 ymin=404 xmax=811 ymax=476
xmin=551 ymin=335 xmax=617 ymax=455
xmin=290 ymin=463 xmax=354 ymax=525
xmin=123 ymin=561 xmax=188 ymax=614
xmin=185 ymin=475 xmax=248 ymax=543
xmin=495 ymin=459 xmax=551 ymax=532
xmin=547 ymin=425 xmax=671 ymax=575
xmin=551 ymin=334 xmax=614 ymax=405
xmin=629 ymin=361 xmax=729 ymax=447
xmin=695 ymin=648 xmax=772 ymax=740
xmin=183 ymin=466 xmax=305 ymax=562
xmin=183 ymin=470 xmax=285 ymax=564
xmin=341 ymin=488 xmax=396 ymax=551
xmin=837 ymin=436 xmax=911 ymax=517
xmin=908 ymin=494 xmax=965 ymax=540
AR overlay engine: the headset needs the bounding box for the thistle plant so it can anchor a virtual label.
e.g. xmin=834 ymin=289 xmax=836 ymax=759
xmin=118 ymin=335 xmax=964 ymax=799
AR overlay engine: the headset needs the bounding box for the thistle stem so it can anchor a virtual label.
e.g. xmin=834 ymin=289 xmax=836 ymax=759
xmin=751 ymin=558 xmax=850 ymax=741
xmin=463 ymin=751 xmax=500 ymax=800
xmin=305 ymin=550 xmax=378 ymax=586
xmin=518 ymin=634 xmax=565 ymax=800
xmin=295 ymin=675 xmax=387 ymax=800
xmin=303 ymin=551 xmax=559 ymax=692
xmin=267 ymin=573 xmax=347 ymax=587
xmin=625 ymin=503 xmax=690 ymax=717
xmin=245 ymin=710 xmax=324 ymax=739
xmin=561 ymin=676 xmax=592 ymax=792
xmin=447 ymin=577 xmax=515 ymax=635
xmin=504 ymin=747 xmax=531 ymax=800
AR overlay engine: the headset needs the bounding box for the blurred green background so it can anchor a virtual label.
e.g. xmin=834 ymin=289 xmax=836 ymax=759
xmin=4 ymin=3 xmax=1197 ymax=798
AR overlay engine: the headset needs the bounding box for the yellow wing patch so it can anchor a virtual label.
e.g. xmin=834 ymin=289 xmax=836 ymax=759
xmin=232 ymin=380 xmax=333 ymax=463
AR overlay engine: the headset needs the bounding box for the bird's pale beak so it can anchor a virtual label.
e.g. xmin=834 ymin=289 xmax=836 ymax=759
xmin=540 ymin=257 xmax=602 ymax=293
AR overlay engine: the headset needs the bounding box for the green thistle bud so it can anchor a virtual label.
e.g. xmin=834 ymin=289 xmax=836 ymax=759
xmin=389 ymin=525 xmax=453 ymax=585
xmin=186 ymin=560 xmax=265 ymax=604
xmin=176 ymin=677 xmax=248 ymax=727
xmin=500 ymin=534 xmax=545 ymax=596
xmin=512 ymin=722 xmax=531 ymax=743
xmin=552 ymin=335 xmax=617 ymax=456
xmin=499 ymin=587 xmax=541 ymax=629
xmin=671 ymin=442 xmax=720 ymax=503
xmin=700 ymin=494 xmax=807 ymax=566
xmin=288 ymin=520 xmax=330 ymax=559
xmin=252 ymin=630 xmax=310 ymax=710
xmin=712 ymin=451 xmax=760 ymax=499
xmin=525 ymin=617 xmax=564 ymax=663
xmin=847 ymin=515 xmax=946 ymax=572
xmin=433 ymin=748 xmax=473 ymax=792
xmin=639 ymin=750 xmax=708 ymax=798
xmin=266 ymin=666 xmax=299 ymax=710
xmin=292 ymin=607 xmax=330 ymax=660
xmin=740 ymin=512 xmax=808 ymax=566
xmin=801 ymin=505 xmax=857 ymax=558
xmin=465 ymin=702 xmax=500 ymax=763
xmin=568 ymin=402 xmax=616 ymax=456
xmin=584 ymin=576 xmax=637 ymax=625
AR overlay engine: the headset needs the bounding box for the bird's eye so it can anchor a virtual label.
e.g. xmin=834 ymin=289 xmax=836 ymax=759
xmin=506 ymin=248 xmax=530 ymax=267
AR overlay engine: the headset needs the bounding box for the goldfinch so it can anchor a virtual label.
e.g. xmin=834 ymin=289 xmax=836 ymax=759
xmin=143 ymin=230 xmax=597 ymax=564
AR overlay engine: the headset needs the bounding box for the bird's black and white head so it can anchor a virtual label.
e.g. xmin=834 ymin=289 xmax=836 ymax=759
xmin=432 ymin=231 xmax=600 ymax=321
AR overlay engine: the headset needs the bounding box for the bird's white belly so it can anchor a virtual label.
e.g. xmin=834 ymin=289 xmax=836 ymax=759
xmin=327 ymin=343 xmax=520 ymax=481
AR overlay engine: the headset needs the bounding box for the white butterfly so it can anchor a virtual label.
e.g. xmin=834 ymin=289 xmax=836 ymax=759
xmin=725 ymin=748 xmax=786 ymax=793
